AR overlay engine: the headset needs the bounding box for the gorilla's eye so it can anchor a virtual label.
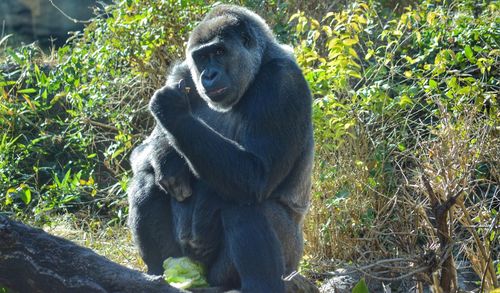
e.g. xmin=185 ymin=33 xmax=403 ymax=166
xmin=215 ymin=48 xmax=225 ymax=56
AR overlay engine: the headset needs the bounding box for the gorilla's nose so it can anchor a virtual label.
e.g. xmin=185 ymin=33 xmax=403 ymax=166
xmin=201 ymin=68 xmax=220 ymax=89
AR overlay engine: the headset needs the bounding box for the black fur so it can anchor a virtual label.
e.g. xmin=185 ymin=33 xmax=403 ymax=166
xmin=128 ymin=5 xmax=313 ymax=292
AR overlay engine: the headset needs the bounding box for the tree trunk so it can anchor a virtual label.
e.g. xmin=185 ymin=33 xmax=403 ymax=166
xmin=0 ymin=216 xmax=318 ymax=293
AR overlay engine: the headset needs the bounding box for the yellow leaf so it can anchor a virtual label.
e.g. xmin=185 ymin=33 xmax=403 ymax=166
xmin=310 ymin=19 xmax=320 ymax=29
xmin=359 ymin=3 xmax=369 ymax=11
xmin=22 ymin=94 xmax=35 ymax=110
xmin=426 ymin=11 xmax=437 ymax=25
xmin=322 ymin=12 xmax=335 ymax=21
xmin=343 ymin=38 xmax=358 ymax=46
xmin=357 ymin=15 xmax=367 ymax=24
xmin=322 ymin=25 xmax=332 ymax=37
xmin=349 ymin=48 xmax=359 ymax=59
xmin=289 ymin=13 xmax=302 ymax=22
xmin=350 ymin=23 xmax=360 ymax=32
xmin=404 ymin=71 xmax=412 ymax=78
xmin=313 ymin=31 xmax=320 ymax=41
xmin=365 ymin=49 xmax=374 ymax=60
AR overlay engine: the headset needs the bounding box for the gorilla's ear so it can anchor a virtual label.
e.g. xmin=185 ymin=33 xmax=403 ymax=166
xmin=242 ymin=32 xmax=251 ymax=48
xmin=238 ymin=19 xmax=257 ymax=49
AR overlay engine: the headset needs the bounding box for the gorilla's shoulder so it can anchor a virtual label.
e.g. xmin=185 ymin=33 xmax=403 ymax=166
xmin=261 ymin=57 xmax=306 ymax=86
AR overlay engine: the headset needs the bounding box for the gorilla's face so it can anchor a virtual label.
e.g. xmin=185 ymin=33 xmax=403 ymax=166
xmin=187 ymin=20 xmax=261 ymax=112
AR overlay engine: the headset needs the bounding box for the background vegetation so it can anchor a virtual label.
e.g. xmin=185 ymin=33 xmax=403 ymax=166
xmin=0 ymin=0 xmax=498 ymax=291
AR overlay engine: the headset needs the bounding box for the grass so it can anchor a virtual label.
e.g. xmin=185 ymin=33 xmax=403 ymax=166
xmin=42 ymin=214 xmax=145 ymax=271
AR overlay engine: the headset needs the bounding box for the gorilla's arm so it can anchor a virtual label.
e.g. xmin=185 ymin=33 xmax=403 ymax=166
xmin=150 ymin=59 xmax=311 ymax=204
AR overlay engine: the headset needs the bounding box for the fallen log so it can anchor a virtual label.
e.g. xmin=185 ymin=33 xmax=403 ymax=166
xmin=0 ymin=216 xmax=318 ymax=293
xmin=0 ymin=215 xmax=181 ymax=293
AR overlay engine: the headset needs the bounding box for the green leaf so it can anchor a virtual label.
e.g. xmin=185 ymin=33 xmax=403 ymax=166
xmin=429 ymin=79 xmax=438 ymax=89
xmin=399 ymin=94 xmax=413 ymax=107
xmin=352 ymin=278 xmax=369 ymax=293
xmin=464 ymin=45 xmax=474 ymax=61
xmin=21 ymin=188 xmax=31 ymax=205
xmin=0 ymin=81 xmax=16 ymax=87
xmin=17 ymin=88 xmax=37 ymax=94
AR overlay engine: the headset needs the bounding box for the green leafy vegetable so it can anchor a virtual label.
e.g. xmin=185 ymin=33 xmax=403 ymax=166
xmin=163 ymin=257 xmax=209 ymax=289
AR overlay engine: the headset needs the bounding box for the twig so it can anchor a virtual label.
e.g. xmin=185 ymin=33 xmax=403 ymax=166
xmin=324 ymin=257 xmax=431 ymax=282
xmin=480 ymin=213 xmax=499 ymax=292
xmin=48 ymin=0 xmax=92 ymax=24
xmin=84 ymin=118 xmax=119 ymax=132
xmin=353 ymin=265 xmax=430 ymax=282
xmin=457 ymin=199 xmax=499 ymax=288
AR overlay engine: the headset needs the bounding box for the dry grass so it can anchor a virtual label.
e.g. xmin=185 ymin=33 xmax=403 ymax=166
xmin=303 ymin=101 xmax=499 ymax=290
xmin=43 ymin=214 xmax=145 ymax=272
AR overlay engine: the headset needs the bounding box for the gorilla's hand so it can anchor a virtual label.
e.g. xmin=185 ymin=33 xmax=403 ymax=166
xmin=149 ymin=80 xmax=191 ymax=129
xmin=147 ymin=138 xmax=193 ymax=202
xmin=156 ymin=163 xmax=192 ymax=202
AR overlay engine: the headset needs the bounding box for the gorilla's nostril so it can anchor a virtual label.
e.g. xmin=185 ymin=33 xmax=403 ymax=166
xmin=206 ymin=71 xmax=218 ymax=80
xmin=201 ymin=68 xmax=220 ymax=86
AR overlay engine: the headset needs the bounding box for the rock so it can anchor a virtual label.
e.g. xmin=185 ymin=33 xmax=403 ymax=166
xmin=0 ymin=0 xmax=100 ymax=47
xmin=319 ymin=263 xmax=481 ymax=293
xmin=319 ymin=269 xmax=362 ymax=293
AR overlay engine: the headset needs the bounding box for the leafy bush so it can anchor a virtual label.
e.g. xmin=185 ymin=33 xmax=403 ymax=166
xmin=292 ymin=0 xmax=498 ymax=289
xmin=0 ymin=0 xmax=210 ymax=222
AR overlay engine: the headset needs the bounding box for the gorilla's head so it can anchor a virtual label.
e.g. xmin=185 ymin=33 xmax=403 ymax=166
xmin=186 ymin=5 xmax=275 ymax=112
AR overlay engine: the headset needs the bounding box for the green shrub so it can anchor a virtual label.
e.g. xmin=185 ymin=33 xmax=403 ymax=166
xmin=292 ymin=0 xmax=498 ymax=288
xmin=0 ymin=0 xmax=210 ymax=221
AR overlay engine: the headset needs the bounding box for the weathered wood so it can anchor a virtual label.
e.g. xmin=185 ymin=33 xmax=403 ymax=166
xmin=0 ymin=215 xmax=182 ymax=293
xmin=0 ymin=216 xmax=318 ymax=293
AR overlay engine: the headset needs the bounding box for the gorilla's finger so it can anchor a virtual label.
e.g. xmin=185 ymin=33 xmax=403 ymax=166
xmin=178 ymin=184 xmax=192 ymax=201
xmin=177 ymin=79 xmax=186 ymax=91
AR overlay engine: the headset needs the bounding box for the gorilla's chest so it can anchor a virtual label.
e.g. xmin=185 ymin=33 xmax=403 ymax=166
xmin=192 ymin=107 xmax=247 ymax=142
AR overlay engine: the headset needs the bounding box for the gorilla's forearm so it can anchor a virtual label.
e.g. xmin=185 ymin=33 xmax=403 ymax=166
xmin=161 ymin=115 xmax=268 ymax=204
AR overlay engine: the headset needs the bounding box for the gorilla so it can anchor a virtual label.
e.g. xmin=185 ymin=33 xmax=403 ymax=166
xmin=127 ymin=5 xmax=313 ymax=292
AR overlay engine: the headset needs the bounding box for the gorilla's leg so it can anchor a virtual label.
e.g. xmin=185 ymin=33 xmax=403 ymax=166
xmin=128 ymin=171 xmax=182 ymax=275
xmin=190 ymin=185 xmax=224 ymax=261
xmin=172 ymin=182 xmax=224 ymax=264
xmin=207 ymin=242 xmax=239 ymax=290
xmin=220 ymin=204 xmax=286 ymax=293
xmin=262 ymin=201 xmax=304 ymax=275
xmin=171 ymin=195 xmax=194 ymax=246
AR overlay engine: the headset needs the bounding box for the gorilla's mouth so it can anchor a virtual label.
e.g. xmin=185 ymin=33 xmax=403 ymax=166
xmin=207 ymin=87 xmax=227 ymax=98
